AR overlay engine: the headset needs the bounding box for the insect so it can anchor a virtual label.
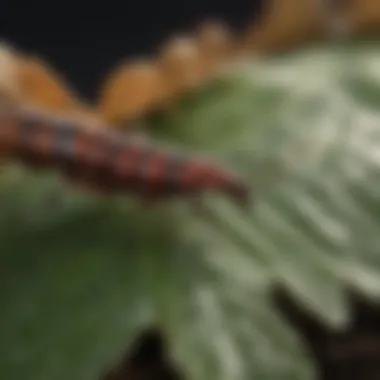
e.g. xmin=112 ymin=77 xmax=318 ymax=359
xmin=0 ymin=105 xmax=249 ymax=206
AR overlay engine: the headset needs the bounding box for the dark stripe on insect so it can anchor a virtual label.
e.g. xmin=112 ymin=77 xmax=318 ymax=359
xmin=163 ymin=152 xmax=187 ymax=196
xmin=17 ymin=114 xmax=45 ymax=165
xmin=108 ymin=137 xmax=143 ymax=192
xmin=48 ymin=119 xmax=83 ymax=181
xmin=133 ymin=145 xmax=158 ymax=195
xmin=52 ymin=120 xmax=79 ymax=162
xmin=105 ymin=132 xmax=125 ymax=167
xmin=0 ymin=111 xmax=16 ymax=153
xmin=92 ymin=132 xmax=125 ymax=190
xmin=19 ymin=114 xmax=39 ymax=148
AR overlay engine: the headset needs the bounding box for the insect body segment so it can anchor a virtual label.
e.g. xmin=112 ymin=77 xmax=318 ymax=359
xmin=0 ymin=107 xmax=249 ymax=206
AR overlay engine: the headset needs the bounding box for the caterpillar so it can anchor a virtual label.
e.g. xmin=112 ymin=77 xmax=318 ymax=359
xmin=0 ymin=105 xmax=249 ymax=206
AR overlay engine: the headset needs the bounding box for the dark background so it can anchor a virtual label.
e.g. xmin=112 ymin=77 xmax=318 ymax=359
xmin=0 ymin=0 xmax=263 ymax=101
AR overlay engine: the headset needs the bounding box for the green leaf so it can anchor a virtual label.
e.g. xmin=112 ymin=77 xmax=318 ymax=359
xmin=3 ymin=41 xmax=380 ymax=380
xmin=149 ymin=43 xmax=380 ymax=378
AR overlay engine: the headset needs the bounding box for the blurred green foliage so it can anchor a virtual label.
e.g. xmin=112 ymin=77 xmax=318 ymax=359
xmin=3 ymin=41 xmax=380 ymax=380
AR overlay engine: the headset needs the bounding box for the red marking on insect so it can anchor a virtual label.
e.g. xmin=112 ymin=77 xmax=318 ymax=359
xmin=114 ymin=144 xmax=141 ymax=180
xmin=143 ymin=154 xmax=168 ymax=195
xmin=0 ymin=110 xmax=19 ymax=156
